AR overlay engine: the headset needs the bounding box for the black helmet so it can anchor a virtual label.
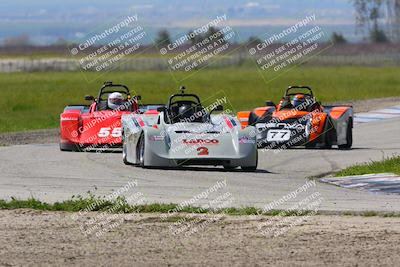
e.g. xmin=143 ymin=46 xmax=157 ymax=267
xmin=178 ymin=104 xmax=194 ymax=121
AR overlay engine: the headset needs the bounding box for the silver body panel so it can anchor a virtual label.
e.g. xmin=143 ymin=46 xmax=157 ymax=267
xmin=122 ymin=112 xmax=257 ymax=168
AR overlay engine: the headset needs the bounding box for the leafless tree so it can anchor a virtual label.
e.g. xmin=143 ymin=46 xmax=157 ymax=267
xmin=3 ymin=34 xmax=31 ymax=47
xmin=353 ymin=0 xmax=400 ymax=42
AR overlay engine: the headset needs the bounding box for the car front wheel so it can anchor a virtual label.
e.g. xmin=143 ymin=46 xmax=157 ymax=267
xmin=138 ymin=135 xmax=145 ymax=167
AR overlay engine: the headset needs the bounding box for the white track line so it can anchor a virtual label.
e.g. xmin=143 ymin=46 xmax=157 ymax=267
xmin=354 ymin=105 xmax=400 ymax=123
xmin=321 ymin=173 xmax=400 ymax=194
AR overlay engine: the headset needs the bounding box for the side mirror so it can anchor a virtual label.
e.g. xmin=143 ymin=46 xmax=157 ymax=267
xmin=214 ymin=105 xmax=223 ymax=111
xmin=211 ymin=105 xmax=223 ymax=114
xmin=84 ymin=95 xmax=94 ymax=101
xmin=157 ymin=106 xmax=166 ymax=112
xmin=265 ymin=100 xmax=275 ymax=107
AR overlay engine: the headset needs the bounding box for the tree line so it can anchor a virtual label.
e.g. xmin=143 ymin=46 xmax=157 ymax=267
xmin=2 ymin=1 xmax=400 ymax=47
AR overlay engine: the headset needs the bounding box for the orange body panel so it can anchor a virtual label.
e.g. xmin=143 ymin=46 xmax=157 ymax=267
xmin=253 ymin=107 xmax=274 ymax=117
xmin=309 ymin=113 xmax=327 ymax=142
xmin=328 ymin=107 xmax=350 ymax=120
xmin=237 ymin=111 xmax=250 ymax=128
xmin=272 ymin=110 xmax=309 ymax=121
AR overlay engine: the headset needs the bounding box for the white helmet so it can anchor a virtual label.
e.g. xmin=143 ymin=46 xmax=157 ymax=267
xmin=108 ymin=92 xmax=124 ymax=110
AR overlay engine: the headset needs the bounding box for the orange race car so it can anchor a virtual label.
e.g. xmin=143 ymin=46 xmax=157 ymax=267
xmin=237 ymin=86 xmax=353 ymax=149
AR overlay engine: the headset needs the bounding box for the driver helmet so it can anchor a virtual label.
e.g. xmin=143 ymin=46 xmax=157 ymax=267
xmin=178 ymin=104 xmax=194 ymax=122
xmin=108 ymin=92 xmax=125 ymax=110
xmin=292 ymin=94 xmax=305 ymax=108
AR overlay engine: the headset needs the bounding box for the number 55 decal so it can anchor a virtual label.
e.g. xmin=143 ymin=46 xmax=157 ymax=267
xmin=197 ymin=147 xmax=209 ymax=156
xmin=98 ymin=127 xmax=122 ymax=138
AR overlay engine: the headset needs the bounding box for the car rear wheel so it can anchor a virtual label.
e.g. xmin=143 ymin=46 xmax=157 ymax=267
xmin=338 ymin=119 xmax=353 ymax=150
xmin=322 ymin=118 xmax=335 ymax=149
xmin=59 ymin=142 xmax=81 ymax=152
xmin=305 ymin=140 xmax=316 ymax=149
xmin=223 ymin=165 xmax=238 ymax=170
xmin=241 ymin=152 xmax=258 ymax=172
xmin=241 ymin=166 xmax=257 ymax=171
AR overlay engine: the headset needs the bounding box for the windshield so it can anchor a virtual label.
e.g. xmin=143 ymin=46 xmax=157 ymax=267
xmin=166 ymin=101 xmax=209 ymax=124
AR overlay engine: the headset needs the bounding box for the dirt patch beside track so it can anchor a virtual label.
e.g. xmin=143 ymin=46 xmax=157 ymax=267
xmin=0 ymin=128 xmax=58 ymax=146
xmin=1 ymin=209 xmax=399 ymax=266
xmin=331 ymin=96 xmax=400 ymax=113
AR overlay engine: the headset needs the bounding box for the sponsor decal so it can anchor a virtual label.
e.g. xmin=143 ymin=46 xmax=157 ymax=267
xmin=183 ymin=139 xmax=219 ymax=145
xmin=257 ymin=122 xmax=305 ymax=131
xmin=136 ymin=117 xmax=145 ymax=127
xmin=239 ymin=136 xmax=256 ymax=144
xmin=224 ymin=116 xmax=234 ymax=129
xmin=61 ymin=117 xmax=79 ymax=121
xmin=149 ymin=135 xmax=164 ymax=141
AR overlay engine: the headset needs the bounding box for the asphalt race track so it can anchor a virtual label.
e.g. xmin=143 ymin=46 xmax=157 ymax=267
xmin=1 ymin=117 xmax=399 ymax=212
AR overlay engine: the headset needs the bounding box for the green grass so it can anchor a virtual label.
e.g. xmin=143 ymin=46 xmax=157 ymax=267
xmin=1 ymin=196 xmax=399 ymax=217
xmin=0 ymin=195 xmax=314 ymax=216
xmin=1 ymin=66 xmax=400 ymax=133
xmin=335 ymin=156 xmax=400 ymax=177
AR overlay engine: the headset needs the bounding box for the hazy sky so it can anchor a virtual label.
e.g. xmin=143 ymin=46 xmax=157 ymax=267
xmin=0 ymin=0 xmax=357 ymax=44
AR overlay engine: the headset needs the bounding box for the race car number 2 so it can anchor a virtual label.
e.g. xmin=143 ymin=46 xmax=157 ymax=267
xmin=197 ymin=147 xmax=209 ymax=156
xmin=98 ymin=127 xmax=122 ymax=138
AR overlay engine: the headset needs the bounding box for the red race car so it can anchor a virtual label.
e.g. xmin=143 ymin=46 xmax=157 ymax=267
xmin=60 ymin=81 xmax=162 ymax=152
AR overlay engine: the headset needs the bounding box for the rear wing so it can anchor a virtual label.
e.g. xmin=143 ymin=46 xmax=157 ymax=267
xmin=285 ymin=86 xmax=314 ymax=98
xmin=139 ymin=104 xmax=165 ymax=114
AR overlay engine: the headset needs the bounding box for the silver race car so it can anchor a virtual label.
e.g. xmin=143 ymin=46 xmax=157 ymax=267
xmin=121 ymin=87 xmax=258 ymax=170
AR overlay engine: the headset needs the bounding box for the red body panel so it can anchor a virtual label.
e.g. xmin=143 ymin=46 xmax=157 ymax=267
xmin=60 ymin=102 xmax=134 ymax=149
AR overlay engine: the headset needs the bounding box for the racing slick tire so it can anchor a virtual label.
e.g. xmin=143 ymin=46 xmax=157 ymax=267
xmin=122 ymin=141 xmax=131 ymax=165
xmin=59 ymin=142 xmax=81 ymax=152
xmin=305 ymin=140 xmax=316 ymax=149
xmin=241 ymin=166 xmax=257 ymax=171
xmin=223 ymin=165 xmax=238 ymax=171
xmin=241 ymin=153 xmax=258 ymax=172
xmin=122 ymin=131 xmax=134 ymax=165
xmin=137 ymin=134 xmax=146 ymax=167
xmin=338 ymin=118 xmax=353 ymax=150
xmin=322 ymin=118 xmax=335 ymax=149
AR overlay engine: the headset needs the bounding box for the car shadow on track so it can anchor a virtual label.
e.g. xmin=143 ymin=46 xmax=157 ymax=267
xmin=144 ymin=166 xmax=273 ymax=174
xmin=258 ymin=147 xmax=369 ymax=151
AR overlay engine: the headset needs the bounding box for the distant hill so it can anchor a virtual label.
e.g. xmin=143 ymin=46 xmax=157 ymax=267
xmin=0 ymin=0 xmax=357 ymax=45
